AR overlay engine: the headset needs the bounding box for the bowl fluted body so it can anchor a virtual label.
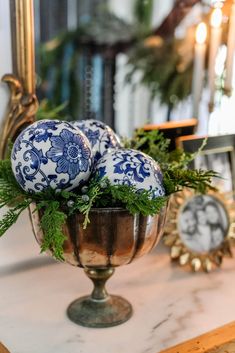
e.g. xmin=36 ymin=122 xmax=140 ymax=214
xmin=30 ymin=206 xmax=167 ymax=268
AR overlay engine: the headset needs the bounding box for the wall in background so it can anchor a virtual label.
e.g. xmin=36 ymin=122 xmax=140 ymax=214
xmin=0 ymin=0 xmax=12 ymax=125
xmin=110 ymin=0 xmax=175 ymax=137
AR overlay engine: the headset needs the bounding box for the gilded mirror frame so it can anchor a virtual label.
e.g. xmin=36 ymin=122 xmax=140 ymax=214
xmin=0 ymin=0 xmax=37 ymax=159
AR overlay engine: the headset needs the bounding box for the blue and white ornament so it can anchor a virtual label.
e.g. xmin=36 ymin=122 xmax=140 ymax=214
xmin=95 ymin=148 xmax=165 ymax=198
xmin=11 ymin=120 xmax=93 ymax=193
xmin=73 ymin=119 xmax=121 ymax=163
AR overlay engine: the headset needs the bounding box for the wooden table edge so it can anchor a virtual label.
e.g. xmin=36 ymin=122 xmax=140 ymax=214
xmin=0 ymin=342 xmax=10 ymax=353
xmin=159 ymin=321 xmax=235 ymax=353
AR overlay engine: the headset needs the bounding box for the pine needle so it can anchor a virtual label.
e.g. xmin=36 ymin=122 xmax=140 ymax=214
xmin=0 ymin=201 xmax=31 ymax=237
xmin=38 ymin=201 xmax=67 ymax=261
xmin=125 ymin=130 xmax=217 ymax=195
xmin=0 ymin=136 xmax=216 ymax=261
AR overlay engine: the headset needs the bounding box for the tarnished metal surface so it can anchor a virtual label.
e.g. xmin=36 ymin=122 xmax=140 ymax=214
xmin=29 ymin=206 xmax=167 ymax=327
xmin=67 ymin=268 xmax=133 ymax=328
xmin=30 ymin=206 xmax=167 ymax=268
xmin=0 ymin=75 xmax=38 ymax=159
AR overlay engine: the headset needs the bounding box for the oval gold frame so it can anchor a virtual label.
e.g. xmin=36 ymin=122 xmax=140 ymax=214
xmin=163 ymin=189 xmax=235 ymax=272
xmin=0 ymin=0 xmax=38 ymax=159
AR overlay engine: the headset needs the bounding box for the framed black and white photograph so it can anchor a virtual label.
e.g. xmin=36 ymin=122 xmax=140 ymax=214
xmin=163 ymin=189 xmax=235 ymax=272
xmin=177 ymin=134 xmax=235 ymax=193
xmin=178 ymin=194 xmax=229 ymax=254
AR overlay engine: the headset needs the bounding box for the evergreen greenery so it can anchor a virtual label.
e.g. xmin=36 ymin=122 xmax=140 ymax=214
xmin=125 ymin=128 xmax=217 ymax=194
xmin=37 ymin=201 xmax=67 ymax=261
xmin=36 ymin=99 xmax=68 ymax=121
xmin=38 ymin=11 xmax=135 ymax=120
xmin=126 ymin=39 xmax=193 ymax=107
xmin=0 ymin=130 xmax=216 ymax=261
xmin=0 ymin=160 xmax=167 ymax=260
xmin=134 ymin=0 xmax=154 ymax=33
xmin=37 ymin=1 xmax=195 ymax=118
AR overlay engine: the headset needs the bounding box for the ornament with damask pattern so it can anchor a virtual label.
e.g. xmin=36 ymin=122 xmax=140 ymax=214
xmin=11 ymin=120 xmax=93 ymax=193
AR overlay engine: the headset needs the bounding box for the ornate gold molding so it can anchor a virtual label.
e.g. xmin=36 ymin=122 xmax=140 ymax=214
xmin=163 ymin=189 xmax=235 ymax=272
xmin=0 ymin=0 xmax=37 ymax=158
xmin=0 ymin=74 xmax=38 ymax=158
xmin=10 ymin=0 xmax=36 ymax=93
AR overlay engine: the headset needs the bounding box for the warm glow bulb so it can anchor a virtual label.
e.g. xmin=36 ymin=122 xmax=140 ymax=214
xmin=195 ymin=23 xmax=207 ymax=44
xmin=210 ymin=8 xmax=223 ymax=28
xmin=210 ymin=0 xmax=225 ymax=9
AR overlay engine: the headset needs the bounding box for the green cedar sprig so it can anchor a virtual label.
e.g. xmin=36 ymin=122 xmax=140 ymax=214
xmin=90 ymin=182 xmax=167 ymax=216
xmin=0 ymin=131 xmax=216 ymax=261
xmin=126 ymin=128 xmax=206 ymax=168
xmin=36 ymin=200 xmax=67 ymax=261
xmin=63 ymin=178 xmax=167 ymax=225
xmin=0 ymin=201 xmax=31 ymax=237
xmin=0 ymin=159 xmax=168 ymax=260
xmin=163 ymin=169 xmax=217 ymax=195
xmin=0 ymin=160 xmax=32 ymax=235
xmin=125 ymin=129 xmax=217 ymax=194
xmin=63 ymin=178 xmax=103 ymax=228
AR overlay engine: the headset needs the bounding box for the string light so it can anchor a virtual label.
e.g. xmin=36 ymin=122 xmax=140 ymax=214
xmin=210 ymin=0 xmax=225 ymax=9
xmin=195 ymin=22 xmax=207 ymax=44
xmin=210 ymin=8 xmax=223 ymax=28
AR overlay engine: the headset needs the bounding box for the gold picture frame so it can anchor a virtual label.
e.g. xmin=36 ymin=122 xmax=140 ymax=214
xmin=0 ymin=0 xmax=37 ymax=159
xmin=163 ymin=188 xmax=235 ymax=272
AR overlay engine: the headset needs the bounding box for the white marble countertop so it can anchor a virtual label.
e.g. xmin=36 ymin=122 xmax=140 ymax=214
xmin=1 ymin=210 xmax=235 ymax=353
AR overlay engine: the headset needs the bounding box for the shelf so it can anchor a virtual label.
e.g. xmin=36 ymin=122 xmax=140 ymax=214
xmin=0 ymin=210 xmax=235 ymax=353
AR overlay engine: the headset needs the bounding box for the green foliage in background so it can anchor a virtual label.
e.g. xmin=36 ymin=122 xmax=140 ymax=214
xmin=36 ymin=99 xmax=68 ymax=121
xmin=38 ymin=10 xmax=135 ymax=120
xmin=37 ymin=0 xmax=193 ymax=118
xmin=126 ymin=40 xmax=193 ymax=107
xmin=39 ymin=28 xmax=85 ymax=119
xmin=134 ymin=0 xmax=154 ymax=33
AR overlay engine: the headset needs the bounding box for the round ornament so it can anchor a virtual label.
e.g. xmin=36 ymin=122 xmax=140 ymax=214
xmin=95 ymin=148 xmax=165 ymax=198
xmin=73 ymin=119 xmax=121 ymax=163
xmin=11 ymin=120 xmax=93 ymax=193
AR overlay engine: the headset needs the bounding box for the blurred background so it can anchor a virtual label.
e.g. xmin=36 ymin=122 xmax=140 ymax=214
xmin=32 ymin=0 xmax=235 ymax=137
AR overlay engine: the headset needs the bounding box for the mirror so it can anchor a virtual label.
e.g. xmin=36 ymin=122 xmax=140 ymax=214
xmin=34 ymin=0 xmax=200 ymax=137
xmin=2 ymin=0 xmax=235 ymax=154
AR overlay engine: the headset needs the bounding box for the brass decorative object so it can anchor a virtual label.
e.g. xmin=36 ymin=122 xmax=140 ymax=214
xmin=164 ymin=189 xmax=235 ymax=272
xmin=0 ymin=0 xmax=36 ymax=158
xmin=0 ymin=74 xmax=38 ymax=158
xmin=67 ymin=268 xmax=133 ymax=328
xmin=30 ymin=206 xmax=167 ymax=328
xmin=10 ymin=0 xmax=36 ymax=93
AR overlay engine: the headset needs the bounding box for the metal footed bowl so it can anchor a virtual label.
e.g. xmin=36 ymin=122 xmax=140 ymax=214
xmin=29 ymin=206 xmax=167 ymax=328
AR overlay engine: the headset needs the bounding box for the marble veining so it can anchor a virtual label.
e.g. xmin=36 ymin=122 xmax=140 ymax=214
xmin=0 ymin=209 xmax=235 ymax=353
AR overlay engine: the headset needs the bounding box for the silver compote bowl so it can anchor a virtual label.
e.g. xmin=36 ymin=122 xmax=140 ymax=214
xmin=29 ymin=206 xmax=167 ymax=328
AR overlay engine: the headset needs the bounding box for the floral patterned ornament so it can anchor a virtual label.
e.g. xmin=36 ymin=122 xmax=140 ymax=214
xmin=11 ymin=120 xmax=93 ymax=193
xmin=94 ymin=148 xmax=165 ymax=198
xmin=73 ymin=119 xmax=121 ymax=163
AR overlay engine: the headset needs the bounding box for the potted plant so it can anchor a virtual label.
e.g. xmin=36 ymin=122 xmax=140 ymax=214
xmin=0 ymin=119 xmax=215 ymax=327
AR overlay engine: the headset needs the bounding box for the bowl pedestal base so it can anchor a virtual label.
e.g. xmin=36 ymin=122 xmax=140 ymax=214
xmin=67 ymin=267 xmax=133 ymax=328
